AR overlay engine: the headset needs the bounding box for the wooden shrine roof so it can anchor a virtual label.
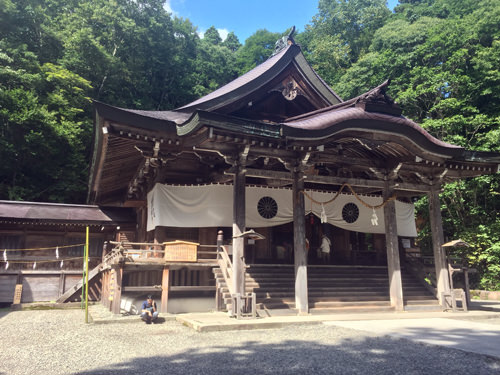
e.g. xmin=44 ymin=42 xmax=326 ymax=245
xmin=88 ymin=39 xmax=500 ymax=206
xmin=0 ymin=201 xmax=135 ymax=226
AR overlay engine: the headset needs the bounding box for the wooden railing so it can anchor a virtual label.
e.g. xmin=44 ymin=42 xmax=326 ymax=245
xmin=217 ymin=245 xmax=234 ymax=296
xmin=106 ymin=241 xmax=218 ymax=263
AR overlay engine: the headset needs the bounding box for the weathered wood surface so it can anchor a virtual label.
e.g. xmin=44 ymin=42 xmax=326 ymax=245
xmin=383 ymin=183 xmax=404 ymax=311
xmin=293 ymin=167 xmax=309 ymax=314
xmin=111 ymin=265 xmax=123 ymax=314
xmin=0 ymin=275 xmax=17 ymax=302
xmin=160 ymin=266 xmax=169 ymax=313
xmin=429 ymin=185 xmax=451 ymax=305
xmin=232 ymin=162 xmax=246 ymax=297
xmin=21 ymin=275 xmax=59 ymax=303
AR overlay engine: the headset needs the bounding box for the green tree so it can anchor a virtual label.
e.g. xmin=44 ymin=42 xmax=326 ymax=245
xmin=222 ymin=31 xmax=241 ymax=52
xmin=204 ymin=26 xmax=222 ymax=45
xmin=235 ymin=29 xmax=281 ymax=74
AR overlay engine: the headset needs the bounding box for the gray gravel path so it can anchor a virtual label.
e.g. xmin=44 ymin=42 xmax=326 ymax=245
xmin=1 ymin=309 xmax=500 ymax=375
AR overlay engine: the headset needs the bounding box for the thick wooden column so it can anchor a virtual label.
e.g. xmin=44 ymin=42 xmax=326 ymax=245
xmin=293 ymin=168 xmax=309 ymax=314
xmin=111 ymin=265 xmax=123 ymax=315
xmin=428 ymin=185 xmax=451 ymax=304
xmin=383 ymin=182 xmax=404 ymax=311
xmin=160 ymin=266 xmax=170 ymax=313
xmin=232 ymin=162 xmax=246 ymax=297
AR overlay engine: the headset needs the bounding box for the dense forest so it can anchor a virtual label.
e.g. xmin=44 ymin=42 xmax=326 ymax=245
xmin=1 ymin=0 xmax=499 ymax=289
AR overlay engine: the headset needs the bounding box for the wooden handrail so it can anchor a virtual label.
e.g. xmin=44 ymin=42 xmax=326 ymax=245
xmin=109 ymin=241 xmax=163 ymax=247
xmin=217 ymin=245 xmax=234 ymax=295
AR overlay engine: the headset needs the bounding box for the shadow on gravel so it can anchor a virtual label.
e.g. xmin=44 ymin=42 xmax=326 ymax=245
xmin=75 ymin=334 xmax=500 ymax=375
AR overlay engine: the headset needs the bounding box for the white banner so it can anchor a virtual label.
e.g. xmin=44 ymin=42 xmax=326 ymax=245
xmin=147 ymin=183 xmax=417 ymax=237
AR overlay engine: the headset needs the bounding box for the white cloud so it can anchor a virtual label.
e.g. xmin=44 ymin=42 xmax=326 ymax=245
xmin=218 ymin=28 xmax=229 ymax=41
xmin=163 ymin=0 xmax=178 ymax=17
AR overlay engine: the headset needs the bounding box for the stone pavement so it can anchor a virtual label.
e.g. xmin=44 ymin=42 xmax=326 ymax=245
xmin=326 ymin=317 xmax=500 ymax=359
xmin=88 ymin=300 xmax=500 ymax=359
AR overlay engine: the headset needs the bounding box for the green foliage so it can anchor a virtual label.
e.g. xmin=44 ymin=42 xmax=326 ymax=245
xmin=235 ymin=29 xmax=281 ymax=74
xmin=0 ymin=0 xmax=241 ymax=203
xmin=222 ymin=31 xmax=242 ymax=52
xmin=204 ymin=26 xmax=222 ymax=45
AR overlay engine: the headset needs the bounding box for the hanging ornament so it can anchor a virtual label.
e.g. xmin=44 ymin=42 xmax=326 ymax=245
xmin=55 ymin=246 xmax=59 ymax=259
xmin=310 ymin=214 xmax=315 ymax=225
xmin=60 ymin=260 xmax=64 ymax=269
xmin=33 ymin=261 xmax=37 ymax=270
xmin=371 ymin=208 xmax=379 ymax=226
xmin=5 ymin=261 xmax=9 ymax=270
xmin=3 ymin=249 xmax=7 ymax=262
xmin=320 ymin=204 xmax=327 ymax=224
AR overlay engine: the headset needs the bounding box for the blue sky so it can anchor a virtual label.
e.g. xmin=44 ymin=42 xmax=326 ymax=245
xmin=165 ymin=0 xmax=400 ymax=43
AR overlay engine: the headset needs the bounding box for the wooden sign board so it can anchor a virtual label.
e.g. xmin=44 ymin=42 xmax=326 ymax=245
xmin=13 ymin=284 xmax=23 ymax=304
xmin=163 ymin=240 xmax=198 ymax=262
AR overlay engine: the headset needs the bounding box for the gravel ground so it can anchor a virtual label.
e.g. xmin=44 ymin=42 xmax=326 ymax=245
xmin=1 ymin=309 xmax=500 ymax=375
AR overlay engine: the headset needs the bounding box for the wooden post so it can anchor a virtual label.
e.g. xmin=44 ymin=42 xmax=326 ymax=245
xmin=383 ymin=183 xmax=404 ymax=311
xmin=160 ymin=266 xmax=170 ymax=313
xmin=58 ymin=272 xmax=66 ymax=298
xmin=428 ymin=185 xmax=451 ymax=305
xmin=293 ymin=167 xmax=309 ymax=314
xmin=232 ymin=162 xmax=246 ymax=297
xmin=111 ymin=265 xmax=123 ymax=315
xmin=215 ymin=230 xmax=224 ymax=312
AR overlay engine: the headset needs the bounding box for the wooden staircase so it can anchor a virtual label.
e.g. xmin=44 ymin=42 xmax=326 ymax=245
xmin=214 ymin=264 xmax=440 ymax=314
xmin=402 ymin=270 xmax=441 ymax=311
xmin=56 ymin=246 xmax=123 ymax=303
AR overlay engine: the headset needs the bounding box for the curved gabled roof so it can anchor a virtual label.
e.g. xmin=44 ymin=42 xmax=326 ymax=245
xmin=283 ymin=107 xmax=463 ymax=158
xmin=178 ymin=44 xmax=342 ymax=113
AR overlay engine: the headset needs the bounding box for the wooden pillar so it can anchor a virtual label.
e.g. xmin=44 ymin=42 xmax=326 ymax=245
xmin=111 ymin=265 xmax=123 ymax=315
xmin=232 ymin=162 xmax=246 ymax=297
xmin=428 ymin=185 xmax=451 ymax=304
xmin=383 ymin=182 xmax=404 ymax=311
xmin=160 ymin=266 xmax=170 ymax=313
xmin=293 ymin=168 xmax=309 ymax=314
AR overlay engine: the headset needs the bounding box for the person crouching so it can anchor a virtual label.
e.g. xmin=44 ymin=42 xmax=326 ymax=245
xmin=141 ymin=295 xmax=158 ymax=324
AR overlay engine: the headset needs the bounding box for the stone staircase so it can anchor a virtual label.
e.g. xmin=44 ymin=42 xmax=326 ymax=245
xmin=213 ymin=264 xmax=440 ymax=314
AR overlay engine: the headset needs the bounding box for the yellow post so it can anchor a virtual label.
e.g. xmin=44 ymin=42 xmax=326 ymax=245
xmin=85 ymin=226 xmax=90 ymax=323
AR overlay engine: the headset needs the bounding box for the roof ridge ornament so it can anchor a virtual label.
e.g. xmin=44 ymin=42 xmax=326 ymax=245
xmin=272 ymin=26 xmax=296 ymax=56
xmin=355 ymin=79 xmax=402 ymax=116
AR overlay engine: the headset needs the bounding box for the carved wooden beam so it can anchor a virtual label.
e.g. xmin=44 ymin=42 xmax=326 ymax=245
xmin=225 ymin=167 xmax=432 ymax=193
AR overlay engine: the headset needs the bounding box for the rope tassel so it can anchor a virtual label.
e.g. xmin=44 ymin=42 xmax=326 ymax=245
xmin=320 ymin=204 xmax=327 ymax=223
xmin=3 ymin=250 xmax=7 ymax=262
xmin=55 ymin=246 xmax=59 ymax=259
xmin=5 ymin=261 xmax=8 ymax=270
xmin=371 ymin=208 xmax=379 ymax=226
xmin=33 ymin=262 xmax=37 ymax=270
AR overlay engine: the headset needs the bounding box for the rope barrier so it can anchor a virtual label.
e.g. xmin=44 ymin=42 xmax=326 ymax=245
xmin=301 ymin=183 xmax=396 ymax=210
xmin=1 ymin=243 xmax=86 ymax=252
xmin=1 ymin=257 xmax=100 ymax=264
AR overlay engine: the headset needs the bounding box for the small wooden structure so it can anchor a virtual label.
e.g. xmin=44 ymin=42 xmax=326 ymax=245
xmin=0 ymin=201 xmax=135 ymax=304
xmin=441 ymin=239 xmax=472 ymax=312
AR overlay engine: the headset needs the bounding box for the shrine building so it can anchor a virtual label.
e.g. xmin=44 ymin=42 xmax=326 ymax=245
xmin=2 ymin=31 xmax=499 ymax=316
